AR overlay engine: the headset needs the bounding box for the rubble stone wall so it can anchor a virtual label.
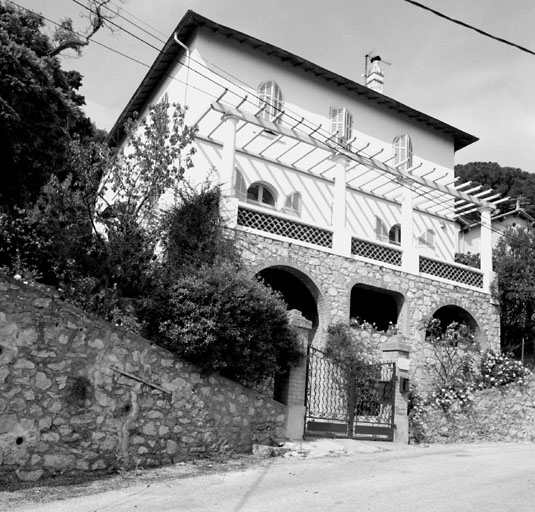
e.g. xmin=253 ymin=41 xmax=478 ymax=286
xmin=235 ymin=229 xmax=500 ymax=387
xmin=0 ymin=274 xmax=286 ymax=483
xmin=419 ymin=376 xmax=535 ymax=443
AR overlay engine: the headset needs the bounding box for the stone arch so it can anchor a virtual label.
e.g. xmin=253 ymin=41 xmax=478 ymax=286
xmin=348 ymin=275 xmax=408 ymax=334
xmin=350 ymin=281 xmax=405 ymax=332
xmin=252 ymin=261 xmax=325 ymax=345
xmin=425 ymin=298 xmax=483 ymax=344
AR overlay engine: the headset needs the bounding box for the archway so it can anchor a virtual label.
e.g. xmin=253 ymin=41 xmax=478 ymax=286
xmin=431 ymin=305 xmax=479 ymax=333
xmin=350 ymin=284 xmax=404 ymax=332
xmin=257 ymin=266 xmax=319 ymax=335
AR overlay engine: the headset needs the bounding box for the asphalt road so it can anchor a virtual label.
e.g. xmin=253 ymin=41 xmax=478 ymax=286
xmin=6 ymin=442 xmax=535 ymax=512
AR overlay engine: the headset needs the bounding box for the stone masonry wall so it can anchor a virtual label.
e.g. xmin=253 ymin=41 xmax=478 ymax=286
xmin=235 ymin=230 xmax=500 ymax=388
xmin=0 ymin=274 xmax=287 ymax=483
xmin=419 ymin=376 xmax=535 ymax=443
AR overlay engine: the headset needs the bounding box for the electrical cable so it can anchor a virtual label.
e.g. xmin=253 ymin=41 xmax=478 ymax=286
xmin=402 ymin=0 xmax=535 ymax=57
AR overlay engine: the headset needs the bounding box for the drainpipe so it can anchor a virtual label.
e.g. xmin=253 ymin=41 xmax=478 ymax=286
xmin=173 ymin=33 xmax=190 ymax=108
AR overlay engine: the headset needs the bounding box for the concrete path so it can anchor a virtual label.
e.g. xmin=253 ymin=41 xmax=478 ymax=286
xmin=4 ymin=440 xmax=535 ymax=512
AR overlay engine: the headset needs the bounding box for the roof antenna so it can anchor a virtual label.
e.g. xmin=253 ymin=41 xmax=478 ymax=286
xmin=364 ymin=52 xmax=391 ymax=93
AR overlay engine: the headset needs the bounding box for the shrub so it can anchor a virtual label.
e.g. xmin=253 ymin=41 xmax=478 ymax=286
xmin=324 ymin=321 xmax=381 ymax=368
xmin=158 ymin=264 xmax=301 ymax=387
xmin=478 ymin=350 xmax=531 ymax=388
xmin=425 ymin=318 xmax=479 ymax=389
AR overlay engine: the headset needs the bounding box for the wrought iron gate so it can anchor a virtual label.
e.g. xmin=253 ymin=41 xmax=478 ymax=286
xmin=305 ymin=347 xmax=396 ymax=441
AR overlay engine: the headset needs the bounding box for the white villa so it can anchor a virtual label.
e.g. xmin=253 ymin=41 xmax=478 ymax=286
xmin=109 ymin=11 xmax=501 ymax=388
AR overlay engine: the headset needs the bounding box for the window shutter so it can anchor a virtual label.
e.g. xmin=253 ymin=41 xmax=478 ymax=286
xmin=330 ymin=107 xmax=352 ymax=148
xmin=375 ymin=216 xmax=389 ymax=242
xmin=393 ymin=134 xmax=413 ymax=170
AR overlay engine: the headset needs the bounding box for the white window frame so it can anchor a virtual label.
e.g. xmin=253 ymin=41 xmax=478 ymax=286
xmin=283 ymin=191 xmax=301 ymax=216
xmin=418 ymin=228 xmax=435 ymax=248
xmin=393 ymin=134 xmax=413 ymax=171
xmin=389 ymin=224 xmax=401 ymax=245
xmin=257 ymin=81 xmax=283 ymax=124
xmin=330 ymin=107 xmax=352 ymax=148
xmin=234 ymin=169 xmax=247 ymax=201
xmin=247 ymin=182 xmax=277 ymax=208
xmin=375 ymin=216 xmax=389 ymax=242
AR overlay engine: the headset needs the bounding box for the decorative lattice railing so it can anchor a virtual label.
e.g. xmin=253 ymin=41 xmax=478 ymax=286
xmin=237 ymin=206 xmax=333 ymax=248
xmin=351 ymin=238 xmax=402 ymax=266
xmin=419 ymin=256 xmax=484 ymax=288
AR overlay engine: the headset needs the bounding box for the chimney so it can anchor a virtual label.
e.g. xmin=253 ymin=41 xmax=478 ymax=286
xmin=366 ymin=55 xmax=384 ymax=94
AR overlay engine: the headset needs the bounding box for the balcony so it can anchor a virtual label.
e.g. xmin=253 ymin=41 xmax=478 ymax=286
xmin=235 ymin=205 xmax=485 ymax=290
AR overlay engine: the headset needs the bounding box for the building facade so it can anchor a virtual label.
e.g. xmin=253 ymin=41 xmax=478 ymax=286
xmin=109 ymin=11 xmax=501 ymax=385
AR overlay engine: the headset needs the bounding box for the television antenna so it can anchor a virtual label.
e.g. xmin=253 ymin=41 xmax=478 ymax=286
xmin=364 ymin=51 xmax=392 ymax=80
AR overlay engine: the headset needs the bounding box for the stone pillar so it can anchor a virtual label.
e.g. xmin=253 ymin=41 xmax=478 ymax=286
xmin=401 ymin=181 xmax=419 ymax=274
xmin=480 ymin=206 xmax=493 ymax=293
xmin=219 ymin=114 xmax=239 ymax=227
xmin=331 ymin=154 xmax=350 ymax=256
xmin=381 ymin=335 xmax=410 ymax=444
xmin=284 ymin=309 xmax=312 ymax=440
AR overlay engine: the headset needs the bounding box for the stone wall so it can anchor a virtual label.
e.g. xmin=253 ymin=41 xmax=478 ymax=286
xmin=0 ymin=274 xmax=287 ymax=483
xmin=418 ymin=377 xmax=535 ymax=443
xmin=235 ymin=230 xmax=500 ymax=387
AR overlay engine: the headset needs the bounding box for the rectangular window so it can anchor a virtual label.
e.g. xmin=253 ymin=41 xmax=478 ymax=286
xmin=330 ymin=107 xmax=352 ymax=148
xmin=418 ymin=229 xmax=435 ymax=248
xmin=375 ymin=216 xmax=389 ymax=242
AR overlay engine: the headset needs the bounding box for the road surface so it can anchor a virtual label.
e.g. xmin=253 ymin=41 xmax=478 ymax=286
xmin=4 ymin=441 xmax=535 ymax=512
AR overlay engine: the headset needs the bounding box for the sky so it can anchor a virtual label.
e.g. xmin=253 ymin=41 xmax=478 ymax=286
xmin=14 ymin=0 xmax=535 ymax=172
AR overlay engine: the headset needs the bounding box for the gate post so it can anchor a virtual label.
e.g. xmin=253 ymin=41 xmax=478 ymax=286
xmin=284 ymin=309 xmax=312 ymax=440
xmin=381 ymin=335 xmax=411 ymax=443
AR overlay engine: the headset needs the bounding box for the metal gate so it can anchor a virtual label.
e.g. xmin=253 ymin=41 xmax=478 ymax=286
xmin=305 ymin=347 xmax=396 ymax=441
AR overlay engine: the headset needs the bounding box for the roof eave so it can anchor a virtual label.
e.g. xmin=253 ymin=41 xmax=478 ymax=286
xmin=107 ymin=10 xmax=478 ymax=151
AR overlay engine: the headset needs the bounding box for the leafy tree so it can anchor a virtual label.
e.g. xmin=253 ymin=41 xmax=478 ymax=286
xmin=455 ymin=162 xmax=535 ymax=217
xmin=0 ymin=2 xmax=98 ymax=211
xmin=98 ymin=100 xmax=197 ymax=229
xmin=493 ymin=225 xmax=535 ymax=359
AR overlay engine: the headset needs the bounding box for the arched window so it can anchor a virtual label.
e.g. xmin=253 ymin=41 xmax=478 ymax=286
xmin=234 ymin=169 xmax=247 ymax=201
xmin=284 ymin=191 xmax=301 ymax=216
xmin=393 ymin=134 xmax=413 ymax=170
xmin=329 ymin=107 xmax=352 ymax=148
xmin=247 ymin=182 xmax=276 ymax=207
xmin=257 ymin=81 xmax=283 ymax=124
xmin=389 ymin=224 xmax=401 ymax=245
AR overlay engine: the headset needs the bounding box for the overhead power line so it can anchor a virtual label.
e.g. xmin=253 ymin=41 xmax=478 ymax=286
xmin=402 ymin=0 xmax=535 ymax=57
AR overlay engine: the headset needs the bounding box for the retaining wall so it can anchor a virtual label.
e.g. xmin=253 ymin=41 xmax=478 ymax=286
xmin=0 ymin=274 xmax=286 ymax=483
xmin=418 ymin=377 xmax=535 ymax=443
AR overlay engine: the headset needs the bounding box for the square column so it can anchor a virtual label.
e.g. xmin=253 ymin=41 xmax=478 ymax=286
xmin=480 ymin=206 xmax=493 ymax=293
xmin=219 ymin=114 xmax=239 ymax=227
xmin=331 ymin=154 xmax=351 ymax=256
xmin=382 ymin=336 xmax=411 ymax=444
xmin=401 ymin=182 xmax=419 ymax=274
xmin=283 ymin=310 xmax=312 ymax=440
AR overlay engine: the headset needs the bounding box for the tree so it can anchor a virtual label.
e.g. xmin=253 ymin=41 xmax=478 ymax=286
xmin=493 ymin=225 xmax=535 ymax=360
xmin=0 ymin=1 xmax=98 ymax=211
xmin=98 ymin=100 xmax=196 ymax=229
xmin=455 ymin=162 xmax=535 ymax=218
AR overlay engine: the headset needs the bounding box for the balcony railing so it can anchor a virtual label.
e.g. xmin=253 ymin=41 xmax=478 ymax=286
xmin=419 ymin=256 xmax=483 ymax=288
xmin=351 ymin=238 xmax=402 ymax=267
xmin=237 ymin=206 xmax=333 ymax=248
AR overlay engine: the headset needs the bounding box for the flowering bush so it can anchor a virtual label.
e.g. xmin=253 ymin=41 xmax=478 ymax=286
xmin=429 ymin=381 xmax=475 ymax=412
xmin=349 ymin=317 xmax=398 ymax=334
xmin=408 ymin=386 xmax=427 ymax=442
xmin=478 ymin=351 xmax=531 ymax=388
